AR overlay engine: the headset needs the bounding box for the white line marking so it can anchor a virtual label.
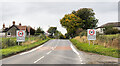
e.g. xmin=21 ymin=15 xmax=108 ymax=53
xmin=46 ymin=51 xmax=52 ymax=55
xmin=34 ymin=56 xmax=44 ymax=63
xmin=20 ymin=40 xmax=54 ymax=55
xmin=70 ymin=42 xmax=85 ymax=64
xmin=20 ymin=44 xmax=44 ymax=55
xmin=81 ymin=63 xmax=85 ymax=64
xmin=52 ymin=47 xmax=54 ymax=50
xmin=70 ymin=44 xmax=79 ymax=55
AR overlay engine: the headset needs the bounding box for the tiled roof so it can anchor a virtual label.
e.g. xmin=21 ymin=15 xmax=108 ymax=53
xmin=16 ymin=25 xmax=27 ymax=31
xmin=2 ymin=24 xmax=35 ymax=33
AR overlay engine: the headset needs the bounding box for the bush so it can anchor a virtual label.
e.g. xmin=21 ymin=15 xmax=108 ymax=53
xmin=104 ymin=25 xmax=120 ymax=34
xmin=96 ymin=34 xmax=119 ymax=48
xmin=34 ymin=33 xmax=41 ymax=36
xmin=39 ymin=34 xmax=46 ymax=40
xmin=2 ymin=38 xmax=17 ymax=49
xmin=79 ymin=30 xmax=87 ymax=37
xmin=59 ymin=34 xmax=66 ymax=39
xmin=1 ymin=39 xmax=49 ymax=58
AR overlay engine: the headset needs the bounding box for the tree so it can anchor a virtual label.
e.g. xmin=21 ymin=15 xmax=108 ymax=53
xmin=47 ymin=27 xmax=57 ymax=37
xmin=54 ymin=30 xmax=66 ymax=39
xmin=73 ymin=8 xmax=98 ymax=29
xmin=59 ymin=33 xmax=66 ymax=39
xmin=60 ymin=8 xmax=98 ymax=38
xmin=54 ymin=30 xmax=60 ymax=39
xmin=35 ymin=27 xmax=44 ymax=35
xmin=65 ymin=33 xmax=70 ymax=39
xmin=60 ymin=14 xmax=83 ymax=38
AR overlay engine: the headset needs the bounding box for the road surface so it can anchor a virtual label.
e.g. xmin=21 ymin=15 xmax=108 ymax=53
xmin=2 ymin=39 xmax=118 ymax=64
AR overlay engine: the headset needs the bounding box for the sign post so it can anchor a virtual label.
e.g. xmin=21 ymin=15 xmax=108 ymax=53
xmin=16 ymin=30 xmax=25 ymax=45
xmin=87 ymin=29 xmax=96 ymax=45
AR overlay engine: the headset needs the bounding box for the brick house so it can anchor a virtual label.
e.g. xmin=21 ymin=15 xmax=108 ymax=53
xmin=2 ymin=21 xmax=35 ymax=37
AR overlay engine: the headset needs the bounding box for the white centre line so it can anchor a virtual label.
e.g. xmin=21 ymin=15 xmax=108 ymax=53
xmin=46 ymin=51 xmax=52 ymax=55
xmin=34 ymin=56 xmax=45 ymax=63
xmin=52 ymin=47 xmax=54 ymax=50
xmin=20 ymin=40 xmax=55 ymax=55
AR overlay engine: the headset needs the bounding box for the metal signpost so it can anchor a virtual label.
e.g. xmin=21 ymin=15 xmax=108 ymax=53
xmin=87 ymin=29 xmax=96 ymax=45
xmin=16 ymin=30 xmax=25 ymax=45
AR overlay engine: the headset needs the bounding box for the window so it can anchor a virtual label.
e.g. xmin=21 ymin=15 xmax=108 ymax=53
xmin=7 ymin=32 xmax=11 ymax=36
xmin=100 ymin=28 xmax=103 ymax=32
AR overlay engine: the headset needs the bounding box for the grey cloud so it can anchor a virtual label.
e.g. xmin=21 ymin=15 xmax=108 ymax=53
xmin=0 ymin=2 xmax=118 ymax=34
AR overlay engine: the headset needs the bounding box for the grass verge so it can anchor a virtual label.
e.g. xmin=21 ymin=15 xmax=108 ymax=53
xmin=0 ymin=39 xmax=50 ymax=59
xmin=70 ymin=39 xmax=120 ymax=58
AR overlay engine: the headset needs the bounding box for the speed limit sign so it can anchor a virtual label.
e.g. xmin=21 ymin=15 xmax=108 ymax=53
xmin=16 ymin=30 xmax=25 ymax=42
xmin=18 ymin=31 xmax=24 ymax=37
xmin=87 ymin=29 xmax=96 ymax=40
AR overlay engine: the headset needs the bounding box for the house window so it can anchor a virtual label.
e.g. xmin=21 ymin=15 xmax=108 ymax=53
xmin=7 ymin=32 xmax=11 ymax=36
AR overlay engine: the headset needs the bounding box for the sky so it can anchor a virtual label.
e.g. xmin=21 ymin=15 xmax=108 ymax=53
xmin=0 ymin=0 xmax=119 ymax=34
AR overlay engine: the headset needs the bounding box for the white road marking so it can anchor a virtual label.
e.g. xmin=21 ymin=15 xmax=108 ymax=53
xmin=34 ymin=56 xmax=44 ymax=63
xmin=70 ymin=44 xmax=79 ymax=55
xmin=20 ymin=44 xmax=44 ymax=55
xmin=46 ymin=51 xmax=52 ymax=55
xmin=70 ymin=42 xmax=85 ymax=64
xmin=52 ymin=47 xmax=54 ymax=50
xmin=20 ymin=40 xmax=54 ymax=55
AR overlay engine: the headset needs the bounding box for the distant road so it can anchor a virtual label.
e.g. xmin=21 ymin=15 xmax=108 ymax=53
xmin=2 ymin=39 xmax=118 ymax=64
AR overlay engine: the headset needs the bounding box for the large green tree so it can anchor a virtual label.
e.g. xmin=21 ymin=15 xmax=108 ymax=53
xmin=60 ymin=8 xmax=98 ymax=38
xmin=73 ymin=8 xmax=98 ymax=29
xmin=60 ymin=14 xmax=82 ymax=38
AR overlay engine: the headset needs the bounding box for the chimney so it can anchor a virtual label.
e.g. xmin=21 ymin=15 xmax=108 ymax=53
xmin=19 ymin=23 xmax=21 ymax=26
xmin=13 ymin=21 xmax=15 ymax=25
xmin=3 ymin=23 xmax=5 ymax=28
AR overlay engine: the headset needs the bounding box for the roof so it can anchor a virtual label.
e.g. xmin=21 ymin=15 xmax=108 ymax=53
xmin=16 ymin=25 xmax=27 ymax=31
xmin=27 ymin=26 xmax=32 ymax=32
xmin=2 ymin=24 xmax=35 ymax=33
xmin=98 ymin=22 xmax=120 ymax=28
xmin=2 ymin=25 xmax=19 ymax=32
xmin=2 ymin=28 xmax=9 ymax=32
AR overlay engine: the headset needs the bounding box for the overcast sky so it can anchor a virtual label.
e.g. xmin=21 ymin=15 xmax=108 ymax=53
xmin=0 ymin=0 xmax=119 ymax=34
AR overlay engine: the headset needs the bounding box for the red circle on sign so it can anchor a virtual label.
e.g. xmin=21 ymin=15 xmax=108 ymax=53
xmin=18 ymin=31 xmax=24 ymax=37
xmin=89 ymin=29 xmax=95 ymax=35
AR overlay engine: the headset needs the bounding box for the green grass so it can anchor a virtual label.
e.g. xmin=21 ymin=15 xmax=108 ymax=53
xmin=102 ymin=34 xmax=120 ymax=37
xmin=70 ymin=39 xmax=120 ymax=58
xmin=0 ymin=39 xmax=50 ymax=59
xmin=2 ymin=37 xmax=16 ymax=41
xmin=2 ymin=36 xmax=38 ymax=41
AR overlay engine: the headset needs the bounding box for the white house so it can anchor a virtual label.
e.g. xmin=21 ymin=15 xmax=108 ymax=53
xmin=0 ymin=29 xmax=5 ymax=37
xmin=96 ymin=22 xmax=120 ymax=34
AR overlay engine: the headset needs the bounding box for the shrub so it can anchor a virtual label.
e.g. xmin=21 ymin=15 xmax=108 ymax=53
xmin=79 ymin=30 xmax=87 ymax=37
xmin=96 ymin=34 xmax=119 ymax=48
xmin=59 ymin=34 xmax=66 ymax=39
xmin=2 ymin=38 xmax=17 ymax=49
xmin=34 ymin=33 xmax=41 ymax=36
xmin=104 ymin=25 xmax=120 ymax=34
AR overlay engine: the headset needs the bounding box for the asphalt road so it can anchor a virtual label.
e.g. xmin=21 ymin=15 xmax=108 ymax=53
xmin=2 ymin=39 xmax=118 ymax=64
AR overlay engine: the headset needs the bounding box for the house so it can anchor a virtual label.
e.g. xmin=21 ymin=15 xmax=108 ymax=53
xmin=2 ymin=21 xmax=35 ymax=37
xmin=96 ymin=22 xmax=120 ymax=34
xmin=0 ymin=29 xmax=5 ymax=37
